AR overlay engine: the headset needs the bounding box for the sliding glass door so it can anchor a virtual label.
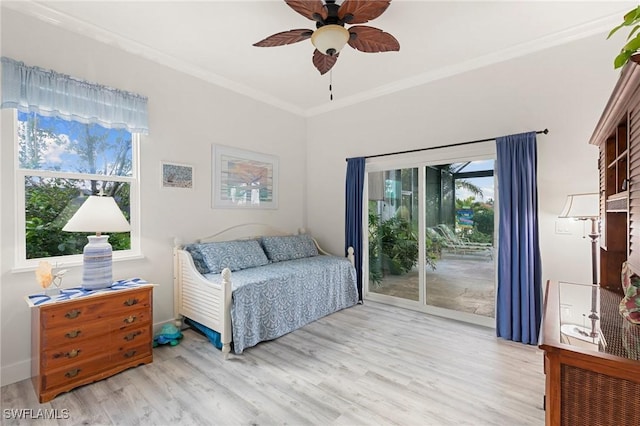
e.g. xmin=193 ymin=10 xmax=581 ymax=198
xmin=367 ymin=168 xmax=421 ymax=302
xmin=364 ymin=152 xmax=496 ymax=327
xmin=424 ymin=161 xmax=495 ymax=320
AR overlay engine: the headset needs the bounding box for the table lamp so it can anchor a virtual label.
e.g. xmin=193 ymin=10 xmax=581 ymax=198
xmin=62 ymin=195 xmax=131 ymax=290
xmin=559 ymin=192 xmax=600 ymax=338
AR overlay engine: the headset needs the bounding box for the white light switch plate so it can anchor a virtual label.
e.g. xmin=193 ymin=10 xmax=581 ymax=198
xmin=555 ymin=220 xmax=571 ymax=235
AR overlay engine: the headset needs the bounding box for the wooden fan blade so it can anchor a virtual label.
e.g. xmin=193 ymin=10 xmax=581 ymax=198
xmin=253 ymin=29 xmax=314 ymax=47
xmin=338 ymin=0 xmax=391 ymax=24
xmin=313 ymin=49 xmax=339 ymax=75
xmin=348 ymin=26 xmax=400 ymax=52
xmin=285 ymin=0 xmax=327 ymax=22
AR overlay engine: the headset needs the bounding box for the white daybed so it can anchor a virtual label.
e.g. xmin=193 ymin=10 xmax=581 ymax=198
xmin=173 ymin=223 xmax=358 ymax=357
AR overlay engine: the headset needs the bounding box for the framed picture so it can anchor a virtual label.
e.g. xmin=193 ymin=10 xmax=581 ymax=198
xmin=161 ymin=162 xmax=194 ymax=189
xmin=212 ymin=145 xmax=278 ymax=209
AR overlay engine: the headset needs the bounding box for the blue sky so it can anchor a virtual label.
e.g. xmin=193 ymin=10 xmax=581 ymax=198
xmin=454 ymin=160 xmax=495 ymax=202
xmin=18 ymin=111 xmax=132 ymax=176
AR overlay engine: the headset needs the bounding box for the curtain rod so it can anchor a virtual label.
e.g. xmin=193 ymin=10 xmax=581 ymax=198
xmin=346 ymin=128 xmax=549 ymax=161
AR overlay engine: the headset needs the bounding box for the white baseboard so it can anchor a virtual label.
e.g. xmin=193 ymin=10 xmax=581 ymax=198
xmin=1 ymin=358 xmax=31 ymax=387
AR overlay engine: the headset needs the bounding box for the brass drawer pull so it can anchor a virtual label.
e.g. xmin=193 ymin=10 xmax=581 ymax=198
xmin=65 ymin=330 xmax=81 ymax=339
xmin=66 ymin=349 xmax=80 ymax=358
xmin=123 ymin=298 xmax=139 ymax=306
xmin=65 ymin=368 xmax=81 ymax=378
xmin=123 ymin=350 xmax=137 ymax=358
xmin=65 ymin=309 xmax=81 ymax=319
xmin=124 ymin=331 xmax=142 ymax=341
xmin=53 ymin=349 xmax=80 ymax=359
xmin=124 ymin=315 xmax=137 ymax=324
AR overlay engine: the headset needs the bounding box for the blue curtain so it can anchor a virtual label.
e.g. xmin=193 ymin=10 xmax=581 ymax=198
xmin=1 ymin=56 xmax=148 ymax=134
xmin=496 ymin=132 xmax=542 ymax=345
xmin=345 ymin=157 xmax=365 ymax=301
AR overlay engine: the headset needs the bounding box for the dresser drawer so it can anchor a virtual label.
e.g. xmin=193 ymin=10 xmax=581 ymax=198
xmin=41 ymin=337 xmax=108 ymax=370
xmin=42 ymin=353 xmax=111 ymax=391
xmin=40 ymin=299 xmax=103 ymax=329
xmin=112 ymin=342 xmax=151 ymax=364
xmin=40 ymin=288 xmax=151 ymax=329
xmin=110 ymin=289 xmax=151 ymax=312
xmin=111 ymin=307 xmax=151 ymax=330
xmin=41 ymin=319 xmax=107 ymax=348
xmin=112 ymin=324 xmax=151 ymax=346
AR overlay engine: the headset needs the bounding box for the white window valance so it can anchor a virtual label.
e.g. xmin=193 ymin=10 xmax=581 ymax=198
xmin=1 ymin=56 xmax=148 ymax=134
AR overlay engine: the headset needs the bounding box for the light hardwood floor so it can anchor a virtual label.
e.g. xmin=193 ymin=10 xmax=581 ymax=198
xmin=1 ymin=302 xmax=545 ymax=425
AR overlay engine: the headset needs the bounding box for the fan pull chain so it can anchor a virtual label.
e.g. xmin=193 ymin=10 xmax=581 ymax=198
xmin=329 ymin=69 xmax=333 ymax=101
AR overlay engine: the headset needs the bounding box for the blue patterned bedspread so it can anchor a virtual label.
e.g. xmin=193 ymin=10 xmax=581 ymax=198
xmin=204 ymin=255 xmax=358 ymax=354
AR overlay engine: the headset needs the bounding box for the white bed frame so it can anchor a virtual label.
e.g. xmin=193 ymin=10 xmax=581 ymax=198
xmin=173 ymin=223 xmax=355 ymax=358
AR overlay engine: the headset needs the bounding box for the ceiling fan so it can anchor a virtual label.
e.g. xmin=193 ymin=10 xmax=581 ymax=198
xmin=253 ymin=0 xmax=400 ymax=75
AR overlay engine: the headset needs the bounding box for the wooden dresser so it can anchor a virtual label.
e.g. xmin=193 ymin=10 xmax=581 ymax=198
xmin=29 ymin=284 xmax=153 ymax=402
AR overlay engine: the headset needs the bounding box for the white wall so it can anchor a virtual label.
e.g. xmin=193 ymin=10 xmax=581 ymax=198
xmin=0 ymin=9 xmax=306 ymax=385
xmin=305 ymin=31 xmax=619 ymax=288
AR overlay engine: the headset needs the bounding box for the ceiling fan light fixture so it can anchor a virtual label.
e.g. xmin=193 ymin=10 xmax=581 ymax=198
xmin=254 ymin=0 xmax=399 ymax=74
xmin=311 ymin=24 xmax=349 ymax=56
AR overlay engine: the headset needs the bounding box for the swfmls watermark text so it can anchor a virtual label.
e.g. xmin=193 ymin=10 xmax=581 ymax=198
xmin=3 ymin=408 xmax=70 ymax=420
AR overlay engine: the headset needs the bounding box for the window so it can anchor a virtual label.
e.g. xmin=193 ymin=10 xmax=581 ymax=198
xmin=15 ymin=111 xmax=140 ymax=266
xmin=1 ymin=56 xmax=147 ymax=269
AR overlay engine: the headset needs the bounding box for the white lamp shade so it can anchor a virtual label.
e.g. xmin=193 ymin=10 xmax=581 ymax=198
xmin=559 ymin=193 xmax=599 ymax=219
xmin=62 ymin=195 xmax=131 ymax=233
xmin=311 ymin=25 xmax=350 ymax=56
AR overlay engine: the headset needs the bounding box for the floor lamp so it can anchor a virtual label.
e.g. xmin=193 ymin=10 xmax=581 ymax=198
xmin=559 ymin=193 xmax=600 ymax=338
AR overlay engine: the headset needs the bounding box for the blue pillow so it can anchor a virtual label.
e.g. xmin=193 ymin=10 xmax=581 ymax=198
xmin=183 ymin=244 xmax=209 ymax=274
xmin=261 ymin=234 xmax=319 ymax=262
xmin=185 ymin=240 xmax=269 ymax=274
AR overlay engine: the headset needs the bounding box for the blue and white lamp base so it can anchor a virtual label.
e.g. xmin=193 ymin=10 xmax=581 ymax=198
xmin=82 ymin=235 xmax=113 ymax=290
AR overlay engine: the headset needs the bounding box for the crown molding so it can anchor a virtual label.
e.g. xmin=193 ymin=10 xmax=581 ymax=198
xmin=305 ymin=11 xmax=625 ymax=117
xmin=3 ymin=1 xmax=626 ymax=118
xmin=3 ymin=0 xmax=306 ymax=116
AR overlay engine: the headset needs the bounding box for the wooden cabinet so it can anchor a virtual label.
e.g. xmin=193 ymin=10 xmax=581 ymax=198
xmin=604 ymin=123 xmax=628 ymax=200
xmin=539 ymin=280 xmax=640 ymax=426
xmin=599 ymin=119 xmax=629 ymax=292
xmin=590 ymin=62 xmax=640 ymax=292
xmin=29 ymin=285 xmax=153 ymax=402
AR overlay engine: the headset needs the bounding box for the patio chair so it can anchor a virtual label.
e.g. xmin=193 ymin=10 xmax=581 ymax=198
xmin=433 ymin=224 xmax=493 ymax=259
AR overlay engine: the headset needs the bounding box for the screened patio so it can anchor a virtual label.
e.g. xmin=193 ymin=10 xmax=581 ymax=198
xmin=367 ymin=160 xmax=496 ymax=319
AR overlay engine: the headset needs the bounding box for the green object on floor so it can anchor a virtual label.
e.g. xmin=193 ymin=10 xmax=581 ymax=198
xmin=153 ymin=323 xmax=183 ymax=347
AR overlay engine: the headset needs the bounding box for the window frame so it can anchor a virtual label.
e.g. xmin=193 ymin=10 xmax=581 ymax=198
xmin=11 ymin=109 xmax=142 ymax=271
